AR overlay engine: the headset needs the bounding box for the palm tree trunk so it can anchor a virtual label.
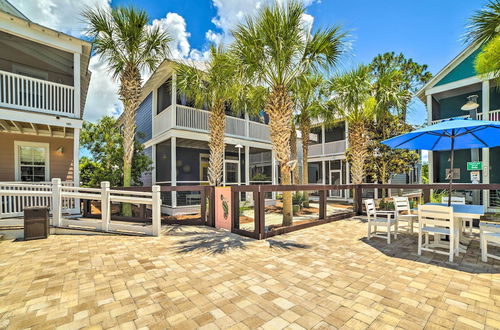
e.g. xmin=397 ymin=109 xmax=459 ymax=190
xmin=300 ymin=119 xmax=310 ymax=207
xmin=266 ymin=85 xmax=293 ymax=226
xmin=348 ymin=121 xmax=369 ymax=213
xmin=119 ymin=65 xmax=142 ymax=216
xmin=208 ymin=101 xmax=226 ymax=186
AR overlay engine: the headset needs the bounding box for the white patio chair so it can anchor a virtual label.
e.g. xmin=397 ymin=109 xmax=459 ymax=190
xmin=441 ymin=196 xmax=473 ymax=235
xmin=393 ymin=197 xmax=418 ymax=233
xmin=418 ymin=204 xmax=458 ymax=262
xmin=364 ymin=199 xmax=397 ymax=244
xmin=480 ymin=222 xmax=500 ymax=262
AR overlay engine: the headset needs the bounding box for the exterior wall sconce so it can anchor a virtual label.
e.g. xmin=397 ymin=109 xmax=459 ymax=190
xmin=56 ymin=146 xmax=64 ymax=154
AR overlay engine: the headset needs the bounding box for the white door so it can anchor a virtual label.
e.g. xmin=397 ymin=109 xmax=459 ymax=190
xmin=329 ymin=170 xmax=342 ymax=197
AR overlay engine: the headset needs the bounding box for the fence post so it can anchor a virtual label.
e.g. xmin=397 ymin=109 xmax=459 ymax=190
xmin=319 ymin=188 xmax=327 ymax=220
xmin=152 ymin=185 xmax=162 ymax=237
xmin=101 ymin=181 xmax=110 ymax=231
xmin=51 ymin=178 xmax=62 ymax=226
xmin=423 ymin=188 xmax=431 ymax=204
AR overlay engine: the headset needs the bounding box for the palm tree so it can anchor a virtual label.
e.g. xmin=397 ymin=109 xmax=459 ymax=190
xmin=231 ymin=1 xmax=346 ymax=225
xmin=465 ymin=0 xmax=500 ymax=45
xmin=293 ymin=75 xmax=328 ymax=207
xmin=465 ymin=1 xmax=500 ymax=84
xmin=328 ymin=66 xmax=410 ymax=211
xmin=176 ymin=47 xmax=243 ymax=186
xmin=84 ymin=6 xmax=170 ymax=215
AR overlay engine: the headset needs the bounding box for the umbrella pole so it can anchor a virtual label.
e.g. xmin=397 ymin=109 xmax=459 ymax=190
xmin=448 ymin=132 xmax=455 ymax=207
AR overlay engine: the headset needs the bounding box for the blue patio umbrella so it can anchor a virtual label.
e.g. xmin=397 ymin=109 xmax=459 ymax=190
xmin=382 ymin=117 xmax=500 ymax=206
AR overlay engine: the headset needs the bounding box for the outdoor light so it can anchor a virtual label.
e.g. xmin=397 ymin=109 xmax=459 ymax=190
xmin=461 ymin=95 xmax=479 ymax=111
xmin=56 ymin=146 xmax=64 ymax=154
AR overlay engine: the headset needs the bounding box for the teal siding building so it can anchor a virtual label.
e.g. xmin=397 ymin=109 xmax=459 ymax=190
xmin=417 ymin=43 xmax=500 ymax=210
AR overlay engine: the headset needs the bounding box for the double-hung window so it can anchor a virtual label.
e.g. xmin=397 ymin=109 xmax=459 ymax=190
xmin=15 ymin=141 xmax=49 ymax=182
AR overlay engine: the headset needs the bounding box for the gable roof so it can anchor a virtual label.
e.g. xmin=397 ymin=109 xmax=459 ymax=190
xmin=417 ymin=42 xmax=483 ymax=101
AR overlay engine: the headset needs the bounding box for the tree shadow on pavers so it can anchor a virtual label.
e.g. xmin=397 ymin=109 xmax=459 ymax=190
xmin=360 ymin=233 xmax=500 ymax=274
xmin=267 ymin=239 xmax=311 ymax=250
xmin=172 ymin=229 xmax=253 ymax=255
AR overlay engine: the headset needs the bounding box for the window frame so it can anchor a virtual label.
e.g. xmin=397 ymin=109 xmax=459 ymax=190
xmin=14 ymin=141 xmax=50 ymax=182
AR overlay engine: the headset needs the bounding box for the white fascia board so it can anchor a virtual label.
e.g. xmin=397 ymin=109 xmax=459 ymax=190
xmin=0 ymin=108 xmax=83 ymax=128
xmin=0 ymin=13 xmax=86 ymax=53
xmin=425 ymin=76 xmax=483 ymax=96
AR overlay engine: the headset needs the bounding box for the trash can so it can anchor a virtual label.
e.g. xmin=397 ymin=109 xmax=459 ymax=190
xmin=24 ymin=207 xmax=49 ymax=240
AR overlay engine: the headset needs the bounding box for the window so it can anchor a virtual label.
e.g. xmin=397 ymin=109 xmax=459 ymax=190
xmin=157 ymin=78 xmax=172 ymax=114
xmin=15 ymin=142 xmax=49 ymax=182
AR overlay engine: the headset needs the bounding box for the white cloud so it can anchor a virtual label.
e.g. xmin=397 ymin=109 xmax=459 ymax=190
xmin=10 ymin=0 xmax=111 ymax=36
xmin=151 ymin=13 xmax=191 ymax=59
xmin=84 ymin=56 xmax=121 ymax=122
xmin=209 ymin=0 xmax=317 ymax=44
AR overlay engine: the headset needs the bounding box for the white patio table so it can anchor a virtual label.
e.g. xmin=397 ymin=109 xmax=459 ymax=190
xmin=423 ymin=203 xmax=484 ymax=253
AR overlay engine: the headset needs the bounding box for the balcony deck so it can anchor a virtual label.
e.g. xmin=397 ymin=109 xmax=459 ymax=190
xmin=0 ymin=70 xmax=77 ymax=118
xmin=153 ymin=104 xmax=271 ymax=143
xmin=308 ymin=140 xmax=347 ymax=158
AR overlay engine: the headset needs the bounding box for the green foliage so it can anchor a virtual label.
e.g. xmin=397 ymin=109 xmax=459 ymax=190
xmin=365 ymin=114 xmax=420 ymax=184
xmin=83 ymin=6 xmax=171 ymax=79
xmin=421 ymin=164 xmax=429 ymax=184
xmin=79 ymin=116 xmax=152 ymax=187
xmin=250 ymin=172 xmax=271 ymax=182
xmin=475 ymin=35 xmax=500 ymax=84
xmin=379 ymin=200 xmax=394 ymax=210
xmin=370 ymin=52 xmax=432 ymax=119
xmin=431 ymin=190 xmax=449 ymax=203
xmin=292 ymin=192 xmax=305 ymax=206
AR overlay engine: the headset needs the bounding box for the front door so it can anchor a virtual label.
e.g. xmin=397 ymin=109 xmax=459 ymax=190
xmin=329 ymin=170 xmax=341 ymax=197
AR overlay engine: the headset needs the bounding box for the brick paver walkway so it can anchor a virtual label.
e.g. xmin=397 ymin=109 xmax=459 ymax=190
xmin=1 ymin=218 xmax=500 ymax=329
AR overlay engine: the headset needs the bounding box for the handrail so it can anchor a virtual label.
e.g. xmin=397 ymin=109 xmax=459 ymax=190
xmin=0 ymin=70 xmax=74 ymax=89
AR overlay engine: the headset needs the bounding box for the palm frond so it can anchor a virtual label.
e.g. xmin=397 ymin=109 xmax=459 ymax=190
xmin=464 ymin=0 xmax=500 ymax=45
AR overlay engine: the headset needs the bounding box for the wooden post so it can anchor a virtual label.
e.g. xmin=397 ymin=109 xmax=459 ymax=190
xmin=51 ymin=178 xmax=62 ymax=226
xmin=152 ymin=185 xmax=161 ymax=237
xmin=100 ymin=181 xmax=110 ymax=231
xmin=200 ymin=188 xmax=207 ymax=224
xmin=231 ymin=189 xmax=239 ymax=231
xmin=355 ymin=185 xmax=363 ymax=215
xmin=258 ymin=189 xmax=265 ymax=239
xmin=423 ymin=188 xmax=431 ymax=204
xmin=207 ymin=186 xmax=215 ymax=227
xmin=319 ymin=188 xmax=327 ymax=219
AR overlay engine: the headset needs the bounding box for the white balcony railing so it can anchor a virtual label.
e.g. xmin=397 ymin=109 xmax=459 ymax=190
xmin=308 ymin=140 xmax=347 ymax=157
xmin=0 ymin=70 xmax=76 ymax=117
xmin=154 ymin=104 xmax=271 ymax=142
xmin=431 ymin=110 xmax=500 ymax=124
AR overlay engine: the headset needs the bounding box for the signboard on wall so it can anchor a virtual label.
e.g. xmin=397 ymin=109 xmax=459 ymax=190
xmin=470 ymin=171 xmax=480 ymax=183
xmin=446 ymin=168 xmax=460 ymax=180
xmin=467 ymin=161 xmax=482 ymax=171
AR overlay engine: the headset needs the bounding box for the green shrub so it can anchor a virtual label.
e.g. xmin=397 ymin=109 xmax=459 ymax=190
xmin=292 ymin=192 xmax=305 ymax=206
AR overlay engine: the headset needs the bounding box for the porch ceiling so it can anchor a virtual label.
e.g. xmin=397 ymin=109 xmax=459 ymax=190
xmin=0 ymin=119 xmax=74 ymax=138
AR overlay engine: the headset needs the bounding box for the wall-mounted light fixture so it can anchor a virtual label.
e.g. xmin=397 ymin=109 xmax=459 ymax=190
xmin=56 ymin=146 xmax=64 ymax=154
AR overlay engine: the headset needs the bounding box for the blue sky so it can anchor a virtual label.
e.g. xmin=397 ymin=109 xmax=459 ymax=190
xmin=108 ymin=0 xmax=484 ymax=126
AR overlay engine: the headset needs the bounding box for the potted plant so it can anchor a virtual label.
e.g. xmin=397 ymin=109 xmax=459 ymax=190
xmin=292 ymin=192 xmax=305 ymax=215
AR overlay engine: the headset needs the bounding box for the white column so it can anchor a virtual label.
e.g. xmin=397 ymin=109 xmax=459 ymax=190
xmin=152 ymin=185 xmax=161 ymax=236
xmin=152 ymin=144 xmax=157 ymax=184
xmin=271 ymin=150 xmax=277 ymax=199
xmin=73 ymin=127 xmax=80 ymax=213
xmin=171 ymin=136 xmax=177 ymax=208
xmin=51 ymin=178 xmax=61 ymax=226
xmin=244 ymin=112 xmax=250 ymax=137
xmin=73 ymin=52 xmax=81 ymax=117
xmin=321 ymin=124 xmax=326 ymax=155
xmin=426 ymin=95 xmax=434 ymax=185
xmin=322 ymin=160 xmax=326 ymax=184
xmin=73 ymin=127 xmax=80 ymax=187
xmin=245 ymin=145 xmax=250 ymax=185
xmin=101 ymin=181 xmax=110 ymax=231
xmin=482 ymin=80 xmax=490 ymax=210
xmin=344 ymin=121 xmax=350 ymax=199
xmin=171 ymin=73 xmax=177 ymax=127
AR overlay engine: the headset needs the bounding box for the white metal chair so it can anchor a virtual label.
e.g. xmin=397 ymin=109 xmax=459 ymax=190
xmin=418 ymin=204 xmax=458 ymax=262
xmin=441 ymin=196 xmax=473 ymax=235
xmin=364 ymin=199 xmax=397 ymax=244
xmin=480 ymin=222 xmax=500 ymax=262
xmin=393 ymin=197 xmax=418 ymax=233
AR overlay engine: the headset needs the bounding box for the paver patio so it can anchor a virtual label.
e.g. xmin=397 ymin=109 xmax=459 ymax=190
xmin=1 ymin=217 xmax=500 ymax=329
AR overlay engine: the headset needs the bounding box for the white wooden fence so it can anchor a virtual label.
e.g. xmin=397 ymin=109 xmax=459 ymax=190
xmin=0 ymin=179 xmax=162 ymax=236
